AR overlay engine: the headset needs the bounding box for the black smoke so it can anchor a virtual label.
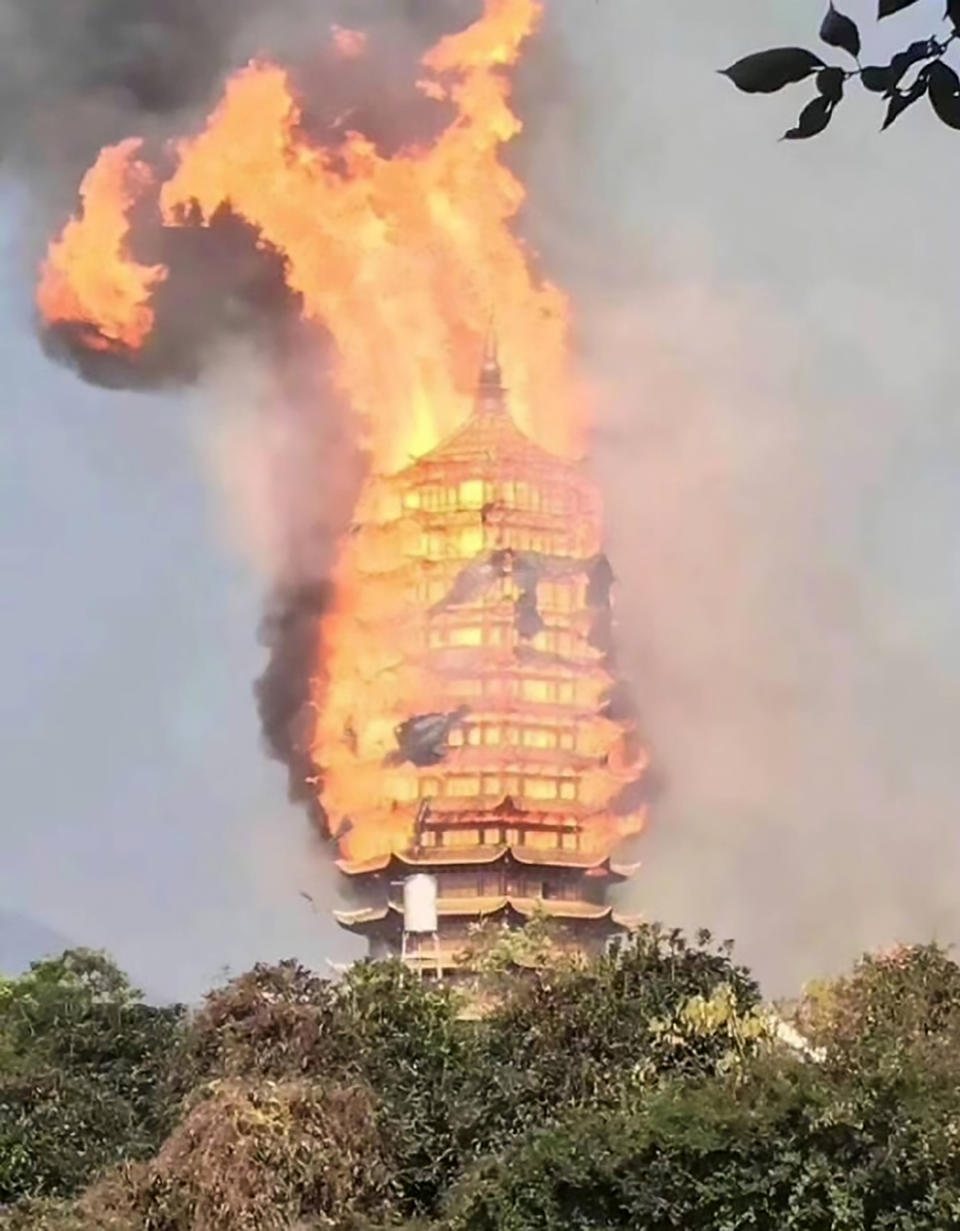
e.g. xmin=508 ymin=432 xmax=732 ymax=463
xmin=2 ymin=0 xmax=483 ymax=202
xmin=13 ymin=0 xmax=579 ymax=852
xmin=255 ymin=581 xmax=334 ymax=835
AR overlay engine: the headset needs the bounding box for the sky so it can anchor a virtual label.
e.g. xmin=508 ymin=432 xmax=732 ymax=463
xmin=3 ymin=0 xmax=960 ymax=1000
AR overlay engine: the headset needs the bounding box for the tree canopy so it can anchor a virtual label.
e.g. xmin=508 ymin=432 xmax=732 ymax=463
xmin=3 ymin=932 xmax=960 ymax=1229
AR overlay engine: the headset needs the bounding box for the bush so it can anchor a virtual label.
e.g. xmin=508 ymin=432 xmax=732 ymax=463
xmin=136 ymin=1078 xmax=389 ymax=1231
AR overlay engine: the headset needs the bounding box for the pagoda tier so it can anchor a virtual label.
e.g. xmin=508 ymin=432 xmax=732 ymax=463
xmin=318 ymin=337 xmax=648 ymax=968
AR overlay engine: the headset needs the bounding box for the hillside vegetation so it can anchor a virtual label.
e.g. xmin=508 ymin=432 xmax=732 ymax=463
xmin=3 ymin=927 xmax=960 ymax=1229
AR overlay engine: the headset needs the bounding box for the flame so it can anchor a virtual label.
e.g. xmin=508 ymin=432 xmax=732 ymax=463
xmin=38 ymin=0 xmax=581 ymax=471
xmin=37 ymin=0 xmax=648 ymax=871
xmin=36 ymin=138 xmax=166 ymax=353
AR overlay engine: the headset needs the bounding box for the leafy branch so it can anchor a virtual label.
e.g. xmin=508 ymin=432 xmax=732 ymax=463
xmin=722 ymin=0 xmax=960 ymax=138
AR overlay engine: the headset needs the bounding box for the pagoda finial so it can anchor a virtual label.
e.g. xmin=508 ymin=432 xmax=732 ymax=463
xmin=476 ymin=320 xmax=506 ymax=414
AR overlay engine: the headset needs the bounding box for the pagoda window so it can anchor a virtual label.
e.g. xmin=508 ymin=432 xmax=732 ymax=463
xmin=483 ymin=727 xmax=501 ymax=747
xmin=467 ymin=726 xmax=482 ymax=747
xmin=428 ymin=629 xmax=445 ymax=649
xmin=420 ymin=831 xmax=437 ymax=847
xmin=446 ymin=828 xmax=480 ymax=847
xmin=448 ymin=776 xmax=480 ymax=797
xmin=505 ymin=726 xmax=520 ymax=746
xmin=559 ymin=780 xmax=578 ymax=802
xmin=459 ymin=479 xmax=484 ymax=508
xmin=561 ymin=832 xmax=579 ymax=852
xmin=524 ymin=777 xmax=558 ymax=801
xmin=504 ymin=775 xmax=521 ymax=795
xmin=459 ymin=527 xmax=484 ymax=556
xmin=389 ymin=775 xmax=419 ymax=802
xmin=557 ymin=682 xmax=575 ymax=705
xmin=482 ymin=776 xmax=502 ymax=796
xmin=521 ymin=679 xmax=550 ymax=703
xmin=506 ymin=828 xmax=520 ymax=845
xmin=450 ymin=625 xmax=483 ymax=648
xmin=446 ymin=871 xmax=478 ymax=894
xmin=559 ymin=732 xmax=575 ymax=751
xmin=448 ymin=728 xmax=465 ymax=748
xmin=420 ymin=777 xmax=440 ymax=798
xmin=483 ymin=828 xmax=502 ymax=846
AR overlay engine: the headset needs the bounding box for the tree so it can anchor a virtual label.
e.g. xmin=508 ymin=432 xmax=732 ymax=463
xmin=170 ymin=958 xmax=473 ymax=1219
xmin=0 ymin=950 xmax=183 ymax=1205
xmin=454 ymin=925 xmax=763 ymax=1163
xmin=723 ymin=1 xmax=960 ymax=138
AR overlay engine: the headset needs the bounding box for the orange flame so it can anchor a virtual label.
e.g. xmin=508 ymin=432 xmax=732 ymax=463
xmin=38 ymin=0 xmax=581 ymax=472
xmin=37 ymin=0 xmax=646 ymax=869
xmin=36 ymin=138 xmax=165 ymax=353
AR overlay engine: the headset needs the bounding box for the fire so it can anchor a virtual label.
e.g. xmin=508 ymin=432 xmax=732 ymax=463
xmin=37 ymin=0 xmax=581 ymax=471
xmin=37 ymin=0 xmax=648 ymax=869
xmin=36 ymin=139 xmax=165 ymax=354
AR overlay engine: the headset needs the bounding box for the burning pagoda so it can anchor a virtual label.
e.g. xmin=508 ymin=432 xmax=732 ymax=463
xmin=328 ymin=337 xmax=648 ymax=972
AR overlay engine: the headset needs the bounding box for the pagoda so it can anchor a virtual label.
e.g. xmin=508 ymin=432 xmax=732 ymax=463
xmin=331 ymin=337 xmax=647 ymax=972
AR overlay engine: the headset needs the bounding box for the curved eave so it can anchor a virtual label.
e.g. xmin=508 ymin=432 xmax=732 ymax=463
xmin=334 ymin=897 xmax=641 ymax=934
xmin=337 ymin=845 xmax=636 ymax=881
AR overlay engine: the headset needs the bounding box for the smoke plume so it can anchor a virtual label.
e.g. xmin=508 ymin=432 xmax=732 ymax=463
xmin=13 ymin=0 xmax=960 ymax=998
xmin=523 ymin=0 xmax=960 ymax=995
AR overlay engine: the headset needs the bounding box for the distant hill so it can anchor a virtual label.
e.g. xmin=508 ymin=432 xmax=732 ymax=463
xmin=0 ymin=908 xmax=77 ymax=975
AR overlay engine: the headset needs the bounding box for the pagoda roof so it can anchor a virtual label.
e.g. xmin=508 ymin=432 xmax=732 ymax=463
xmin=409 ymin=410 xmax=573 ymax=476
xmin=337 ymin=844 xmax=639 ymax=881
xmin=334 ymin=895 xmax=641 ymax=933
xmin=394 ymin=337 xmax=587 ymax=482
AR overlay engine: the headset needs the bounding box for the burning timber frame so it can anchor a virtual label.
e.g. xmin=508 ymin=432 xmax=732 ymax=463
xmin=330 ymin=337 xmax=647 ymax=972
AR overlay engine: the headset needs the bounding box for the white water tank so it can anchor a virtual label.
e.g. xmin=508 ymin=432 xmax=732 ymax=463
xmin=403 ymin=874 xmax=438 ymax=934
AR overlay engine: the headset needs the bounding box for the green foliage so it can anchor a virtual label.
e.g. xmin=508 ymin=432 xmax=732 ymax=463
xmin=171 ymin=958 xmax=470 ymax=1216
xmin=8 ymin=935 xmax=960 ymax=1230
xmin=442 ymin=1058 xmax=960 ymax=1230
xmin=457 ymin=925 xmax=761 ymax=1158
xmin=137 ymin=1078 xmax=389 ymax=1231
xmin=0 ymin=951 xmax=183 ymax=1205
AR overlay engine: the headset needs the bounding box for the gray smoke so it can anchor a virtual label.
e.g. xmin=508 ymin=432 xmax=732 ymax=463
xmin=10 ymin=0 xmax=960 ymax=999
xmin=0 ymin=0 xmax=479 ymax=210
xmin=523 ymin=0 xmax=960 ymax=995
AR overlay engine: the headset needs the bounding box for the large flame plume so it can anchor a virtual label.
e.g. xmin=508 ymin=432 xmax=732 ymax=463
xmin=37 ymin=0 xmax=582 ymax=470
xmin=36 ymin=0 xmax=648 ymax=866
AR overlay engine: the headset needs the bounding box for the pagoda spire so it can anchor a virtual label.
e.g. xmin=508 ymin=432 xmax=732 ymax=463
xmin=476 ymin=323 xmax=507 ymax=415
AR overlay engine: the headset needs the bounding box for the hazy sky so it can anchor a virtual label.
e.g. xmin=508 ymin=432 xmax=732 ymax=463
xmin=3 ymin=0 xmax=960 ymax=1000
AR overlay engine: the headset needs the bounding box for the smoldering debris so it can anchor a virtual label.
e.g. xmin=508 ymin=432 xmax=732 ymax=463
xmin=386 ymin=706 xmax=471 ymax=768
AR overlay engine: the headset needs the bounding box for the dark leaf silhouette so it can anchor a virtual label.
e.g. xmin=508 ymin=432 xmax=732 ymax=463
xmin=820 ymin=4 xmax=861 ymax=58
xmin=783 ymin=94 xmax=836 ymax=139
xmin=882 ymin=70 xmax=930 ymax=128
xmin=928 ymin=59 xmax=960 ymax=128
xmin=728 ymin=0 xmax=960 ymax=136
xmin=817 ymin=66 xmax=846 ymax=103
xmin=721 ymin=47 xmax=825 ymax=94
xmin=861 ymin=65 xmax=892 ymax=92
xmin=889 ymin=40 xmax=936 ymax=88
xmin=878 ymin=0 xmax=922 ymax=15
